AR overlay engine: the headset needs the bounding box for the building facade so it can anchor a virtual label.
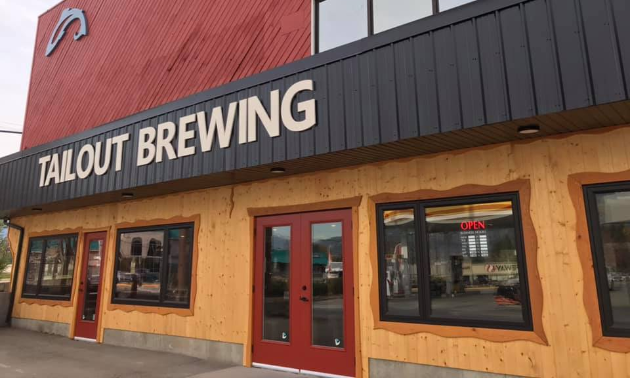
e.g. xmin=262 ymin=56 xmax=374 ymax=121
xmin=2 ymin=0 xmax=630 ymax=377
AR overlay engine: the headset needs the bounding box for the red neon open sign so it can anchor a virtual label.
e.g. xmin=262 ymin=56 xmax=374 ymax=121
xmin=460 ymin=221 xmax=486 ymax=230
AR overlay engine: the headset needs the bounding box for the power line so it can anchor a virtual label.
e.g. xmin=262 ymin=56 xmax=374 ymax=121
xmin=0 ymin=130 xmax=22 ymax=135
xmin=0 ymin=120 xmax=22 ymax=127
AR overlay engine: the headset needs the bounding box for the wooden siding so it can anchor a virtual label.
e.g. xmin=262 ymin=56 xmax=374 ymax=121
xmin=21 ymin=0 xmax=310 ymax=149
xmin=9 ymin=125 xmax=630 ymax=377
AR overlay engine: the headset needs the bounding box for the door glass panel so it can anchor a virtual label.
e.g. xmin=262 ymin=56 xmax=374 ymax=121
xmin=81 ymin=240 xmax=102 ymax=321
xmin=311 ymin=222 xmax=344 ymax=348
xmin=263 ymin=226 xmax=291 ymax=342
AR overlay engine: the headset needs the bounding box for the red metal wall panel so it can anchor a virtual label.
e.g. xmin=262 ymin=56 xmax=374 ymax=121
xmin=21 ymin=0 xmax=311 ymax=149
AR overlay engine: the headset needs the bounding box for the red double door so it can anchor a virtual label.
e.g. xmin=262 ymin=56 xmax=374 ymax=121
xmin=253 ymin=210 xmax=355 ymax=377
xmin=74 ymin=232 xmax=107 ymax=340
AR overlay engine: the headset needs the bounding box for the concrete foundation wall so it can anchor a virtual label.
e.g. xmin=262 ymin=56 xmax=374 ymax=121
xmin=369 ymin=359 xmax=523 ymax=378
xmin=11 ymin=318 xmax=69 ymax=337
xmin=0 ymin=292 xmax=9 ymax=327
xmin=103 ymin=328 xmax=243 ymax=366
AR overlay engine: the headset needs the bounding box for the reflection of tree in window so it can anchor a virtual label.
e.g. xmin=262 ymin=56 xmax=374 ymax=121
xmin=131 ymin=238 xmax=142 ymax=256
xmin=28 ymin=236 xmax=77 ymax=298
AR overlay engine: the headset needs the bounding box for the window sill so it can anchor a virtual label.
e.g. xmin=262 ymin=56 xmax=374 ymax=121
xmin=593 ymin=336 xmax=630 ymax=353
xmin=107 ymin=302 xmax=194 ymax=317
xmin=374 ymin=319 xmax=546 ymax=344
xmin=19 ymin=297 xmax=73 ymax=307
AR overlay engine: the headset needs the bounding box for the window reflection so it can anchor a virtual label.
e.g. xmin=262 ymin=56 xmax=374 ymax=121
xmin=23 ymin=240 xmax=43 ymax=296
xmin=114 ymin=224 xmax=194 ymax=307
xmin=81 ymin=240 xmax=102 ymax=321
xmin=0 ymin=225 xmax=12 ymax=284
xmin=594 ymin=191 xmax=630 ymax=330
xmin=166 ymin=228 xmax=192 ymax=303
xmin=318 ymin=0 xmax=368 ymax=52
xmin=378 ymin=195 xmax=530 ymax=329
xmin=263 ymin=226 xmax=291 ymax=342
xmin=373 ymin=0 xmax=433 ymax=33
xmin=439 ymin=0 xmax=477 ymax=12
xmin=22 ymin=235 xmax=78 ymax=300
xmin=316 ymin=0 xmax=483 ymax=52
xmin=311 ymin=222 xmax=344 ymax=348
xmin=116 ymin=231 xmax=164 ymax=301
xmin=426 ymin=201 xmax=524 ymax=323
xmin=382 ymin=209 xmax=418 ymax=317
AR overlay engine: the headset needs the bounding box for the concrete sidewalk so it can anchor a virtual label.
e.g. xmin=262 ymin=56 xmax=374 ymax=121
xmin=0 ymin=327 xmax=306 ymax=378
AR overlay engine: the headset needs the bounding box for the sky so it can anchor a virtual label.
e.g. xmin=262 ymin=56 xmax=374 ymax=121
xmin=0 ymin=0 xmax=61 ymax=158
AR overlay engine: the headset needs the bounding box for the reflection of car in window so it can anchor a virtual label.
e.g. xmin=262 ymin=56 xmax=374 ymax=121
xmin=496 ymin=278 xmax=521 ymax=304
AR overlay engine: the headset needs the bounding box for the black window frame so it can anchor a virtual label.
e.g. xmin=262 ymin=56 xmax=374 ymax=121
xmin=314 ymin=0 xmax=473 ymax=53
xmin=376 ymin=192 xmax=534 ymax=331
xmin=21 ymin=233 xmax=79 ymax=301
xmin=584 ymin=181 xmax=630 ymax=338
xmin=111 ymin=222 xmax=195 ymax=309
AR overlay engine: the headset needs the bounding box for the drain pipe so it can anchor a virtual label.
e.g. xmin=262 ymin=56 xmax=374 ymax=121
xmin=4 ymin=219 xmax=24 ymax=326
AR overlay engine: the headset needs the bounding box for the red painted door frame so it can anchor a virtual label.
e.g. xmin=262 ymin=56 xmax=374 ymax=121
xmin=74 ymin=232 xmax=107 ymax=340
xmin=253 ymin=209 xmax=355 ymax=377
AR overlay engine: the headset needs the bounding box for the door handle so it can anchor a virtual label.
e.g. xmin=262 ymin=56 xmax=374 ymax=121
xmin=299 ymin=296 xmax=309 ymax=302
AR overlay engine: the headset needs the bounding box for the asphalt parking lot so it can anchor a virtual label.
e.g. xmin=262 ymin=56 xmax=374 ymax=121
xmin=0 ymin=327 xmax=305 ymax=378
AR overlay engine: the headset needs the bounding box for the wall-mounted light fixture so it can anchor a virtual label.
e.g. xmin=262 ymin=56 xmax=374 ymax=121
xmin=517 ymin=124 xmax=540 ymax=135
xmin=270 ymin=167 xmax=286 ymax=174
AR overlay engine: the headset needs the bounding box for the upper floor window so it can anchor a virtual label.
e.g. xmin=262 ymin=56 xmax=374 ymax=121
xmin=585 ymin=182 xmax=630 ymax=337
xmin=376 ymin=193 xmax=533 ymax=330
xmin=112 ymin=223 xmax=194 ymax=308
xmin=22 ymin=234 xmax=78 ymax=301
xmin=315 ymin=0 xmax=478 ymax=52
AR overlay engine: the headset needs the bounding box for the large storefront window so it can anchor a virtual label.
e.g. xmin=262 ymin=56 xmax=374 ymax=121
xmin=22 ymin=234 xmax=78 ymax=300
xmin=316 ymin=0 xmax=478 ymax=52
xmin=585 ymin=183 xmax=630 ymax=336
xmin=113 ymin=224 xmax=193 ymax=308
xmin=377 ymin=194 xmax=532 ymax=329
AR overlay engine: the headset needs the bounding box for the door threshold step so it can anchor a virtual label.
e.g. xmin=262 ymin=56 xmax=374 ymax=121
xmin=252 ymin=363 xmax=353 ymax=378
xmin=73 ymin=337 xmax=97 ymax=343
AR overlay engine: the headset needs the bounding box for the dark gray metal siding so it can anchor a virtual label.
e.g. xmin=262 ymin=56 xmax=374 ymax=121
xmin=1 ymin=0 xmax=629 ymax=214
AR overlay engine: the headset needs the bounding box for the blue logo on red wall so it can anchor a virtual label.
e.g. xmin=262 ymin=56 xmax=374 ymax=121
xmin=45 ymin=8 xmax=88 ymax=57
